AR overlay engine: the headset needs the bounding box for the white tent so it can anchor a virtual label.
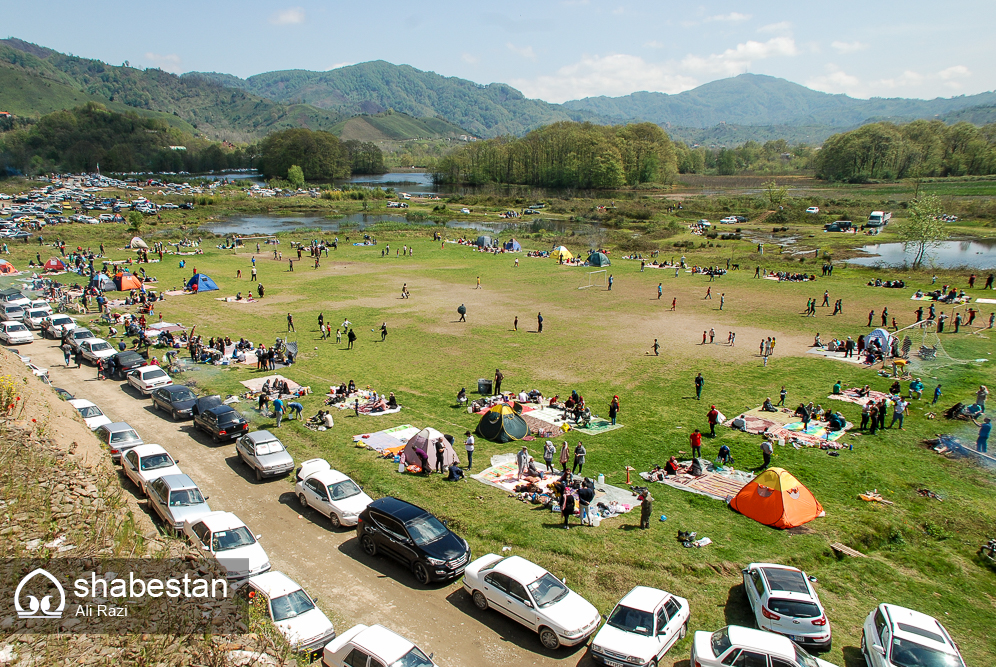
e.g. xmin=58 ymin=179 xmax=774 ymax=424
xmin=865 ymin=327 xmax=892 ymax=352
xmin=130 ymin=236 xmax=149 ymax=250
xmin=403 ymin=427 xmax=460 ymax=470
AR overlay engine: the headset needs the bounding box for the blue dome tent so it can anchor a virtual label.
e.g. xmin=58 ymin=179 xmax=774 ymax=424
xmin=186 ymin=273 xmax=219 ymax=293
xmin=503 ymin=238 xmax=522 ymax=252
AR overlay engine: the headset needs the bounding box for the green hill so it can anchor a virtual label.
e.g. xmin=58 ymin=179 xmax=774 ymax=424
xmin=329 ymin=110 xmax=468 ymax=142
xmin=941 ymin=104 xmax=996 ymax=126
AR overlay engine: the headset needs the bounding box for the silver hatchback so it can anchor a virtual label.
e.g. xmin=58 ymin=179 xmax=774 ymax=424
xmin=146 ymin=474 xmax=212 ymax=531
xmin=236 ymin=430 xmax=294 ymax=481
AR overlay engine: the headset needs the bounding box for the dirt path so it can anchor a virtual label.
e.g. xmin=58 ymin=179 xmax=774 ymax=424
xmin=30 ymin=340 xmax=603 ymax=667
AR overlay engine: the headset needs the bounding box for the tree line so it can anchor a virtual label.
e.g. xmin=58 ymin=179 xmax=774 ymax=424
xmin=433 ymin=122 xmax=678 ymax=188
xmin=815 ymin=120 xmax=996 ymax=182
xmin=674 ymin=139 xmax=815 ymax=175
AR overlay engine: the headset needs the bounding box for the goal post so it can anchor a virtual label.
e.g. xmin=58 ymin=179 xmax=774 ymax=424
xmin=579 ymin=269 xmax=607 ymax=290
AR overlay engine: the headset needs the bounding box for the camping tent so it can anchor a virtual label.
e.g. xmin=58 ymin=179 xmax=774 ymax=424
xmin=475 ymin=235 xmax=493 ymax=248
xmin=91 ymin=274 xmax=117 ymax=292
xmin=186 ymin=273 xmax=219 ymax=293
xmin=729 ymin=467 xmax=825 ymax=529
xmin=43 ymin=258 xmax=66 ymax=272
xmin=476 ymin=403 xmax=529 ymax=443
xmin=130 ymin=237 xmax=149 ymax=250
xmin=503 ymin=238 xmax=522 ymax=252
xmin=0 ymin=259 xmax=16 ymax=275
xmin=587 ymin=252 xmax=611 ymax=267
xmin=551 ymin=246 xmax=573 ymax=261
xmin=403 ymin=427 xmax=460 ymax=470
xmin=115 ymin=272 xmax=143 ymax=291
xmin=865 ymin=328 xmax=892 ymax=353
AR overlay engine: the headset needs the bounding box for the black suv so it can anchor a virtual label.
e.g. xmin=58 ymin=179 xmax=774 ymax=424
xmin=193 ymin=405 xmax=249 ymax=442
xmin=356 ymin=497 xmax=470 ymax=585
xmin=111 ymin=350 xmax=147 ymax=379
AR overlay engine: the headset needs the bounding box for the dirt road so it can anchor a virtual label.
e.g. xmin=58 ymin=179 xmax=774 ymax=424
xmin=32 ymin=339 xmax=602 ymax=667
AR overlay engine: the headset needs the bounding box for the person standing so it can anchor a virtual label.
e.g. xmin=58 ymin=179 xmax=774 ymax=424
xmin=347 ymin=328 xmax=356 ymax=349
xmin=513 ymin=316 xmax=518 ymax=331
xmin=670 ymin=297 xmax=676 ymax=311
xmin=559 ymin=441 xmax=570 ymax=472
xmin=868 ymin=310 xmax=875 ymax=326
xmin=578 ymin=482 xmax=595 ymax=525
xmin=287 ymin=401 xmax=304 ymax=420
xmin=62 ymin=341 xmax=72 ymax=367
xmin=860 ymin=402 xmax=871 ymax=430
xmin=890 ymin=398 xmax=908 ymax=430
xmin=690 ymin=429 xmax=702 ymax=458
xmin=287 ymin=313 xmax=295 ymax=332
xmin=561 ymin=491 xmax=576 ymax=530
xmin=709 ymin=328 xmax=715 ymax=343
xmin=380 ymin=322 xmax=388 ymax=341
xmin=778 ymin=386 xmax=787 ymax=406
xmin=695 ymin=373 xmax=704 ymax=400
xmin=493 ymin=369 xmax=504 ymax=395
xmin=707 ymin=405 xmax=720 ymax=437
xmin=414 ymin=446 xmax=430 ymax=476
xmin=273 ymin=397 xmax=285 ymax=428
xmin=705 ymin=286 xmax=712 ymax=300
xmin=607 ymin=274 xmax=613 ymax=291
xmin=516 ymin=445 xmax=530 ymax=480
xmin=657 ymin=283 xmax=662 ymax=299
xmin=251 ymin=266 xmax=257 ymax=281
xmin=720 ymin=293 xmax=725 ymax=310
xmin=435 ymin=438 xmax=446 ymax=474
xmin=572 ymin=442 xmax=586 ymax=474
xmin=74 ymin=347 xmax=83 ymax=368
xmin=881 ymin=308 xmax=888 ymax=327
xmin=318 ymin=312 xmax=324 ymax=332
xmin=822 ymin=290 xmax=829 ymax=307
xmin=475 ymin=276 xmax=481 ymax=289
xmin=974 ymin=417 xmax=991 ymax=453
xmin=977 ymin=385 xmax=989 ymax=412
xmin=464 ymin=431 xmax=475 ymax=469
xmin=639 ymin=491 xmax=654 ymax=530
xmin=652 ymin=339 xmax=660 ymax=356
xmin=458 ymin=304 xmax=467 ymax=322
xmin=933 ymin=384 xmax=942 ymax=405
xmin=760 ymin=439 xmax=773 ymax=469
xmin=608 ymin=396 xmax=620 ymax=426
xmin=336 ymin=328 xmax=342 ymax=344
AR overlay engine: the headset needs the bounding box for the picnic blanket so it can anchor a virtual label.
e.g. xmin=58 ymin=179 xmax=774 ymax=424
xmin=976 ymin=298 xmax=996 ymax=304
xmin=164 ymin=290 xmax=194 ymax=296
xmin=353 ymin=424 xmax=420 ymax=456
xmin=240 ymin=374 xmax=302 ymax=393
xmin=828 ymin=388 xmax=893 ymax=407
xmin=522 ymin=405 xmax=623 ymax=436
xmin=641 ymin=463 xmax=755 ymax=502
xmin=805 ymin=347 xmax=866 ymax=365
xmin=216 ymin=296 xmax=258 ymax=303
xmin=777 ymin=421 xmax=851 ymax=447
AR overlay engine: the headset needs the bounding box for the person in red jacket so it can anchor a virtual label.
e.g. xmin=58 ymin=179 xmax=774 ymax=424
xmin=707 ymin=406 xmax=720 ymax=437
xmin=690 ymin=429 xmax=702 ymax=458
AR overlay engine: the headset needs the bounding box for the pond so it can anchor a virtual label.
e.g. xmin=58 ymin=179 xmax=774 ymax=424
xmin=846 ymin=240 xmax=996 ymax=269
xmin=199 ymin=213 xmax=517 ymax=236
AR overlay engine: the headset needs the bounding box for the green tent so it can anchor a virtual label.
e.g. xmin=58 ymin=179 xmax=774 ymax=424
xmin=476 ymin=403 xmax=529 ymax=443
xmin=587 ymin=252 xmax=611 ymax=267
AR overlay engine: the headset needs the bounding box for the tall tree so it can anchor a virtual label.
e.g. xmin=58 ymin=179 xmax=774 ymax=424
xmin=899 ymin=194 xmax=948 ymax=268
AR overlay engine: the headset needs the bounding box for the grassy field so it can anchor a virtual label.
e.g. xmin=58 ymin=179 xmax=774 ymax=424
xmin=3 ymin=179 xmax=996 ymax=666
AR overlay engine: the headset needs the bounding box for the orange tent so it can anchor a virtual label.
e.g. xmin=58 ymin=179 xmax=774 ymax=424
xmin=0 ymin=259 xmax=16 ymax=275
xmin=729 ymin=467 xmax=824 ymax=529
xmin=115 ymin=272 xmax=144 ymax=291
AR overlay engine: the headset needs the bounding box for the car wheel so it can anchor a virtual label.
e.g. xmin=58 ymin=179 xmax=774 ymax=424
xmin=299 ymin=493 xmax=309 ymax=510
xmin=211 ymin=432 xmax=219 ymax=443
xmin=538 ymin=626 xmax=560 ymax=650
xmin=679 ymin=622 xmax=687 ymax=640
xmin=360 ymin=534 xmax=377 ymax=556
xmin=171 ymin=410 xmax=179 ymax=421
xmin=329 ymin=512 xmax=341 ymax=529
xmin=254 ymin=467 xmax=262 ymax=482
xmin=412 ymin=561 xmax=430 ymax=585
xmin=472 ymin=590 xmax=488 ymax=611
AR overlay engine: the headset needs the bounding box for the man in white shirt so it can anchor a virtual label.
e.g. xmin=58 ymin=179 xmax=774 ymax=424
xmin=464 ymin=430 xmax=475 ymax=469
xmin=890 ymin=399 xmax=909 ymax=430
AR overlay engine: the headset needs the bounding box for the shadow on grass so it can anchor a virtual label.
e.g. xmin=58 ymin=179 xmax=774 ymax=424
xmin=722 ymin=583 xmax=754 ymax=627
xmin=842 ymin=645 xmax=866 ymax=667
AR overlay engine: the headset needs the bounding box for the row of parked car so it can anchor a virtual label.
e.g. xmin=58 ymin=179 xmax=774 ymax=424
xmin=35 ymin=308 xmax=967 ymax=667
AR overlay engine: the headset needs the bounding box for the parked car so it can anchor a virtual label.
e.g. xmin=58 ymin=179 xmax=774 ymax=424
xmin=235 ymin=571 xmax=336 ymax=658
xmin=690 ymin=626 xmax=837 ymax=667
xmin=806 ymin=207 xmax=820 ymax=214
xmin=28 ymin=300 xmax=51 ymax=314
xmin=356 ymin=497 xmax=471 ymax=585
xmin=122 ymin=444 xmax=182 ymax=495
xmin=1 ymin=304 xmax=26 ymax=321
xmin=743 ymin=563 xmax=831 ymax=652
xmin=194 ymin=405 xmax=249 ymax=442
xmin=321 ymin=624 xmax=436 ymax=667
xmin=94 ymin=421 xmax=143 ymax=461
xmin=52 ymin=387 xmax=74 ymax=401
xmin=236 ymin=430 xmax=294 ymax=481
xmin=80 ymin=338 xmax=117 ymax=364
xmin=295 ymin=459 xmax=373 ymax=528
xmin=463 ymin=554 xmax=601 ymax=650
xmin=65 ymin=328 xmax=98 ymax=352
xmin=68 ymin=398 xmax=112 ymax=430
xmin=25 ymin=361 xmax=49 ymax=383
xmin=24 ymin=309 xmax=52 ymax=329
xmin=182 ymin=511 xmax=270 ymax=581
xmin=720 ymin=216 xmax=739 ymax=224
xmin=590 ymin=586 xmax=690 ymax=666
xmin=0 ymin=290 xmax=30 ymax=307
xmin=40 ymin=314 xmax=77 ymax=338
xmin=151 ymin=384 xmax=198 ymax=420
xmin=191 ymin=394 xmax=223 ymax=416
xmin=111 ymin=350 xmax=147 ymax=379
xmin=0 ymin=321 xmax=33 ymax=345
xmin=146 ymin=474 xmax=212 ymax=531
xmin=126 ymin=366 xmax=173 ymax=395
xmin=861 ymin=604 xmax=965 ymax=667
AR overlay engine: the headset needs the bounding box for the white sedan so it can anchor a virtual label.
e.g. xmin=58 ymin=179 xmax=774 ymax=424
xmin=68 ymin=398 xmax=112 ymax=430
xmin=322 ymin=624 xmax=436 ymax=667
xmin=590 ymin=586 xmax=690 ymax=667
xmin=463 ymin=554 xmax=601 ymax=650
xmin=295 ymin=458 xmax=372 ymax=528
xmin=24 ymin=309 xmax=52 ymax=330
xmin=126 ymin=366 xmax=172 ymax=395
xmin=806 ymin=207 xmax=820 ymax=214
xmin=862 ymin=604 xmax=965 ymax=667
xmin=690 ymin=625 xmax=838 ymax=667
xmin=80 ymin=338 xmax=117 ymax=364
xmin=236 ymin=571 xmax=336 ymax=657
xmin=41 ymin=314 xmax=77 ymax=338
xmin=122 ymin=444 xmax=182 ymax=495
xmin=0 ymin=321 xmax=33 ymax=344
xmin=182 ymin=511 xmax=270 ymax=581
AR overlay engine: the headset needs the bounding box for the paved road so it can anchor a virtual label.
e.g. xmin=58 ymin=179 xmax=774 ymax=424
xmin=32 ymin=338 xmax=600 ymax=667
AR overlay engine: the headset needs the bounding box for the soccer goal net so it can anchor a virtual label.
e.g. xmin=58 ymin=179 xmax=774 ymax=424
xmin=579 ymin=269 xmax=607 ymax=290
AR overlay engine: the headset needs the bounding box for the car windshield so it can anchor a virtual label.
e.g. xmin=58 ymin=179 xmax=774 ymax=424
xmin=90 ymin=342 xmax=111 ymax=351
xmin=169 ymin=489 xmax=205 ymax=506
xmin=29 ymin=311 xmax=46 ymax=318
xmin=269 ymin=589 xmax=315 ymax=622
xmin=389 ymin=648 xmax=434 ymax=667
xmin=768 ymin=598 xmax=821 ymax=618
xmin=110 ymin=430 xmax=140 ymax=444
xmin=169 ymin=388 xmax=195 ymax=401
xmin=218 ymin=412 xmax=243 ymax=425
xmin=74 ymin=330 xmax=93 ymax=339
xmin=212 ymin=526 xmax=256 ymax=552
xmin=77 ymin=405 xmax=103 ymax=418
xmin=6 ymin=324 xmax=26 ymax=332
xmin=52 ymin=317 xmax=72 ymax=325
xmin=890 ymin=638 xmax=964 ymax=667
xmin=143 ymin=369 xmax=167 ymax=380
xmin=254 ymin=440 xmax=284 ymax=455
xmin=329 ymin=480 xmax=361 ymax=501
xmin=711 ymin=628 xmax=732 ymax=658
xmin=406 ymin=515 xmax=449 ymax=546
xmin=526 ymin=573 xmax=570 ymax=609
xmin=140 ymin=453 xmax=174 ymax=470
xmin=606 ymin=604 xmax=654 ymax=636
xmin=793 ymin=644 xmax=820 ymax=667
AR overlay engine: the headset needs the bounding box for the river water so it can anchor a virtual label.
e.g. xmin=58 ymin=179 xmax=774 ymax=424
xmin=846 ymin=240 xmax=996 ymax=269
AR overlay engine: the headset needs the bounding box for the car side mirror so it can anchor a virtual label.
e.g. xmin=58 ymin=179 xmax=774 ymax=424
xmin=523 ymin=600 xmax=532 ymax=608
xmin=173 ymin=459 xmax=180 ymax=464
xmin=202 ymin=545 xmax=209 ymax=551
xmin=872 ymin=644 xmax=886 ymax=656
xmin=255 ymin=534 xmax=262 ymax=540
xmin=204 ymin=496 xmax=209 ymax=500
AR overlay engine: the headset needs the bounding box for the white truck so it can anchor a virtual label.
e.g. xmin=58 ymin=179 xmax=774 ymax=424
xmin=867 ymin=211 xmax=892 ymax=227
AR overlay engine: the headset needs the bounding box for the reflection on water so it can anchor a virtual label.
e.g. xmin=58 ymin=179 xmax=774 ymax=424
xmin=200 ymin=213 xmax=516 ymax=236
xmin=846 ymin=240 xmax=996 ymax=269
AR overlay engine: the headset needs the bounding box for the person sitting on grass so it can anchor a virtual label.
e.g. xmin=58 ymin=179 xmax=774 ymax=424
xmin=525 ymin=457 xmax=545 ymax=479
xmin=832 ymin=381 xmax=842 ymax=395
xmin=445 ymin=462 xmax=465 ymax=481
xmin=761 ymin=397 xmax=777 ymax=412
xmin=889 ymin=380 xmax=902 ymax=396
xmin=730 ymin=414 xmax=748 ymax=432
xmin=717 ymin=444 xmax=733 ymax=465
xmin=664 ymin=456 xmax=681 ymax=476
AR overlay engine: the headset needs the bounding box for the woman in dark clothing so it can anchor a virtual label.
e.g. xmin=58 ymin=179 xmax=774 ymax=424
xmin=561 ymin=493 xmax=576 ymax=530
xmin=608 ymin=396 xmax=620 ymax=425
xmin=869 ymin=405 xmax=879 ymax=434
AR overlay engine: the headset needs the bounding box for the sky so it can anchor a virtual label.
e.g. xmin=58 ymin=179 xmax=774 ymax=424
xmin=6 ymin=0 xmax=996 ymax=103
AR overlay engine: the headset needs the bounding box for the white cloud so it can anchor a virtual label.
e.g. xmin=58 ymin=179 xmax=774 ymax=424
xmin=757 ymin=21 xmax=792 ymax=34
xmin=145 ymin=52 xmax=181 ymax=73
xmin=506 ymin=43 xmax=537 ymax=61
xmin=461 ymin=53 xmax=479 ymax=65
xmin=831 ymin=40 xmax=867 ymax=54
xmin=707 ymin=12 xmax=751 ymax=22
xmin=806 ymin=66 xmax=862 ymax=95
xmin=939 ymin=65 xmax=970 ymax=80
xmin=808 ymin=64 xmax=973 ymax=98
xmin=269 ymin=7 xmax=305 ymax=25
xmin=680 ymin=37 xmax=798 ymax=76
xmin=513 ymin=53 xmax=697 ymax=102
xmin=325 ymin=62 xmax=353 ymax=71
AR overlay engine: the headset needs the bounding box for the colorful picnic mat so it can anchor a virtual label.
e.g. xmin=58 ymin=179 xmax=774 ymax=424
xmin=828 ymin=388 xmax=893 ymax=408
xmin=524 ymin=406 xmax=623 ymax=436
xmin=641 ymin=464 xmax=755 ymax=502
xmin=353 ymin=424 xmax=421 ymax=456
